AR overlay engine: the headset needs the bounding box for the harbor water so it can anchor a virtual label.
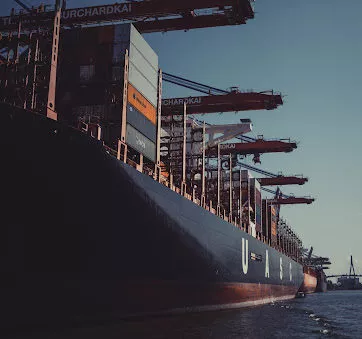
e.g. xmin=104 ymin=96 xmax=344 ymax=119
xmin=7 ymin=290 xmax=362 ymax=339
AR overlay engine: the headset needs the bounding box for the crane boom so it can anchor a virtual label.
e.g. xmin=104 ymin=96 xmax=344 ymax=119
xmin=214 ymin=139 xmax=297 ymax=155
xmin=267 ymin=197 xmax=315 ymax=205
xmin=1 ymin=0 xmax=254 ymax=32
xmin=162 ymin=72 xmax=282 ymax=115
xmin=162 ymin=92 xmax=283 ymax=115
xmin=257 ymin=176 xmax=308 ymax=186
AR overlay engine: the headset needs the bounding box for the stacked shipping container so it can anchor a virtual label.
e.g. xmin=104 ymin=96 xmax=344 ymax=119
xmin=262 ymin=200 xmax=278 ymax=246
xmin=57 ymin=23 xmax=159 ymax=162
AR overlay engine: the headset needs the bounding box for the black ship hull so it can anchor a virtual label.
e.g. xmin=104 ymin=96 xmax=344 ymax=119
xmin=0 ymin=104 xmax=304 ymax=331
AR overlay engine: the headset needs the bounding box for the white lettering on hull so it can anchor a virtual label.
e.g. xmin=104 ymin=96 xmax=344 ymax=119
xmin=265 ymin=250 xmax=269 ymax=278
xmin=241 ymin=238 xmax=249 ymax=275
xmin=289 ymin=262 xmax=292 ymax=281
xmin=280 ymin=257 xmax=283 ymax=280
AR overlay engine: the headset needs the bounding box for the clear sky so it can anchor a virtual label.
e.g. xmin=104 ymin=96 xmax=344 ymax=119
xmin=1 ymin=0 xmax=362 ymax=276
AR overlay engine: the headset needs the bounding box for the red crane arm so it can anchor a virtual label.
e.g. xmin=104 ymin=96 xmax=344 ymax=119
xmin=215 ymin=140 xmax=296 ymax=155
xmin=267 ymin=197 xmax=315 ymax=205
xmin=257 ymin=176 xmax=308 ymax=186
xmin=0 ymin=0 xmax=254 ymax=30
xmin=161 ymin=92 xmax=283 ymax=115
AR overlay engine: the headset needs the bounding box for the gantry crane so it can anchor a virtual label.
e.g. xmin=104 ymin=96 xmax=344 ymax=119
xmin=186 ymin=116 xmax=296 ymax=164
xmin=237 ymin=162 xmax=308 ymax=186
xmin=219 ymin=136 xmax=296 ymax=155
xmin=257 ymin=176 xmax=307 ymax=186
xmin=262 ymin=187 xmax=315 ymax=205
xmin=1 ymin=0 xmax=254 ymax=32
xmin=162 ymin=72 xmax=283 ymax=115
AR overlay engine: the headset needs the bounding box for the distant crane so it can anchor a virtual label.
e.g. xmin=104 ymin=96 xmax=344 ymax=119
xmin=349 ymin=255 xmax=356 ymax=276
xmin=327 ymin=256 xmax=362 ymax=292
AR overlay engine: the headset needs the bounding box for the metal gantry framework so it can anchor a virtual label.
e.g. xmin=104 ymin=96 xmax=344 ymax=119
xmin=0 ymin=0 xmax=61 ymax=119
xmin=158 ymin=110 xmax=313 ymax=259
xmin=0 ymin=0 xmax=254 ymax=118
xmin=159 ymin=71 xmax=314 ymax=254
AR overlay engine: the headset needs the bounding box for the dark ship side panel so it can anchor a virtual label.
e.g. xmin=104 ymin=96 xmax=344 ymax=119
xmin=0 ymin=104 xmax=303 ymax=331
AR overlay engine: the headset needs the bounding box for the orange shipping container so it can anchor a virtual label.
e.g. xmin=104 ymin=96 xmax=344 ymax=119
xmin=271 ymin=206 xmax=277 ymax=236
xmin=127 ymin=84 xmax=157 ymax=124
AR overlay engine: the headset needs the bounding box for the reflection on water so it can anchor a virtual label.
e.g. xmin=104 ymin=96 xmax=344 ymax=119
xmin=6 ymin=291 xmax=362 ymax=339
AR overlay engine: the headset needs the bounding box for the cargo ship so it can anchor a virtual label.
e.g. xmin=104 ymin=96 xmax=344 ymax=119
xmin=0 ymin=0 xmax=318 ymax=332
xmin=316 ymin=269 xmax=328 ymax=292
xmin=1 ymin=103 xmax=306 ymax=330
xmin=300 ymin=247 xmax=331 ymax=293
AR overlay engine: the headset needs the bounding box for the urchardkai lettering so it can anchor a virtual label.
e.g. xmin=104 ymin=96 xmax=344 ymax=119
xmin=62 ymin=4 xmax=131 ymax=20
xmin=241 ymin=238 xmax=249 ymax=274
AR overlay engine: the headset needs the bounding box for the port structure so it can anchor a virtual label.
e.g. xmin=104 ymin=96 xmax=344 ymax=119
xmin=327 ymin=256 xmax=362 ymax=290
xmin=162 ymin=74 xmax=293 ymax=164
xmin=1 ymin=0 xmax=254 ymax=32
xmin=303 ymin=247 xmax=331 ymax=269
xmin=0 ymin=0 xmax=307 ymax=262
xmin=162 ymin=72 xmax=283 ymax=115
xmin=327 ymin=256 xmax=362 ymax=278
xmin=0 ymin=0 xmax=254 ymax=121
xmin=161 ymin=73 xmax=314 ymax=241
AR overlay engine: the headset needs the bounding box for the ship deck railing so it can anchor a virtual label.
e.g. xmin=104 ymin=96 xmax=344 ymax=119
xmin=100 ymin=136 xmax=302 ymax=264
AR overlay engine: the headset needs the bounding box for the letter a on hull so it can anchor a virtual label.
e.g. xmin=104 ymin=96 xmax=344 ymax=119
xmin=242 ymin=238 xmax=248 ymax=274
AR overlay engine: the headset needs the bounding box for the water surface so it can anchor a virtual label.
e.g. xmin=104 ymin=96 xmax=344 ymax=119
xmin=8 ymin=290 xmax=362 ymax=338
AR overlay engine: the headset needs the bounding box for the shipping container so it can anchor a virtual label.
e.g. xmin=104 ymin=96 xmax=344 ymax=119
xmin=127 ymin=25 xmax=158 ymax=107
xmin=57 ymin=23 xmax=160 ymax=159
xmin=262 ymin=201 xmax=278 ymax=246
xmin=251 ymin=178 xmax=262 ymax=234
xmin=126 ymin=123 xmax=156 ymax=162
xmin=126 ymin=103 xmax=156 ymax=142
xmin=127 ymin=84 xmax=157 ymax=124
